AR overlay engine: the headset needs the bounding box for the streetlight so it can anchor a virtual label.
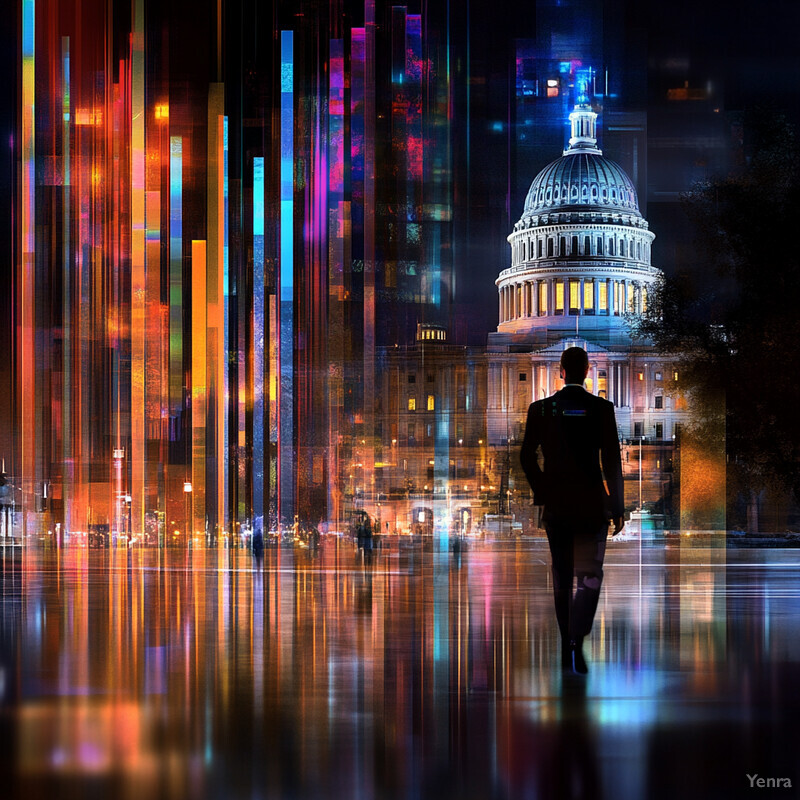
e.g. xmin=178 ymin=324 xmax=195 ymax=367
xmin=113 ymin=447 xmax=125 ymax=547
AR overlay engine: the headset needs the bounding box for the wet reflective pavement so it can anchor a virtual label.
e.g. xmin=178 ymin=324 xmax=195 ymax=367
xmin=1 ymin=537 xmax=799 ymax=799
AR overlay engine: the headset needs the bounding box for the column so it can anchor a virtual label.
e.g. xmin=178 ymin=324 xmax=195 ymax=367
xmin=579 ymin=277 xmax=585 ymax=315
xmin=498 ymin=288 xmax=503 ymax=323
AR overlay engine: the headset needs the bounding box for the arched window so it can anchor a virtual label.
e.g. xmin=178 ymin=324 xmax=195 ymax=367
xmin=559 ymin=236 xmax=566 ymax=256
xmin=620 ymin=239 xmax=626 ymax=257
xmin=609 ymin=238 xmax=615 ymax=256
xmin=538 ymin=238 xmax=543 ymax=258
xmin=596 ymin=236 xmax=603 ymax=255
xmin=547 ymin=238 xmax=554 ymax=257
xmin=572 ymin=235 xmax=579 ymax=255
xmin=584 ymin=235 xmax=591 ymax=255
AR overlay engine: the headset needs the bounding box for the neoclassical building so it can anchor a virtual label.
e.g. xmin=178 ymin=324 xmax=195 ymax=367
xmin=371 ymin=99 xmax=687 ymax=534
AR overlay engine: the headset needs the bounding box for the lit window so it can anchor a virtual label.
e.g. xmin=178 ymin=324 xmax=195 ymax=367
xmin=584 ymin=280 xmax=594 ymax=311
xmin=408 ymin=397 xmax=416 ymax=411
xmin=599 ymin=281 xmax=608 ymax=312
xmin=538 ymin=282 xmax=548 ymax=314
xmin=555 ymin=281 xmax=565 ymax=314
xmin=673 ymin=371 xmax=679 ymax=382
xmin=427 ymin=394 xmax=435 ymax=411
xmin=627 ymin=283 xmax=635 ymax=312
xmin=642 ymin=286 xmax=648 ymax=312
xmin=569 ymin=280 xmax=580 ymax=312
xmin=637 ymin=372 xmax=644 ymax=381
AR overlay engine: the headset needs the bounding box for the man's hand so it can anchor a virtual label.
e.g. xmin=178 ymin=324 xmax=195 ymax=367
xmin=611 ymin=516 xmax=624 ymax=536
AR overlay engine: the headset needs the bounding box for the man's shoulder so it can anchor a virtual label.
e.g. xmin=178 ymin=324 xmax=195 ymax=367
xmin=528 ymin=393 xmax=561 ymax=413
xmin=588 ymin=393 xmax=614 ymax=410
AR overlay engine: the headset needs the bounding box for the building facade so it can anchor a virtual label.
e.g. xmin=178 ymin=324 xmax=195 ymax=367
xmin=371 ymin=98 xmax=688 ymax=536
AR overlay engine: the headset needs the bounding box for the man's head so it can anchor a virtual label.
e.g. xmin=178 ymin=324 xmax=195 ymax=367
xmin=560 ymin=346 xmax=589 ymax=385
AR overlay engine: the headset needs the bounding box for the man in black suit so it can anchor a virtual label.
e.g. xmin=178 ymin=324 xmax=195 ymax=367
xmin=520 ymin=346 xmax=624 ymax=675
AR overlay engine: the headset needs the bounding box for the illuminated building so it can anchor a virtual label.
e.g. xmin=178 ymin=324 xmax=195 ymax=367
xmin=374 ymin=89 xmax=688 ymax=534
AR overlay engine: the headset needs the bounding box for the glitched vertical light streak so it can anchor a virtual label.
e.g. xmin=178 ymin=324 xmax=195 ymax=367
xmin=19 ymin=0 xmax=36 ymax=533
xmin=191 ymin=239 xmax=207 ymax=539
xmin=362 ymin=1 xmax=377 ymax=503
xmin=169 ymin=137 xmax=183 ymax=423
xmin=253 ymin=157 xmax=265 ymax=527
xmin=61 ymin=35 xmax=73 ymax=533
xmin=279 ymin=30 xmax=294 ymax=526
xmin=327 ymin=39 xmax=346 ymax=530
xmin=223 ymin=116 xmax=230 ymax=535
xmin=10 ymin=1 xmax=460 ymax=538
xmin=207 ymin=85 xmax=224 ymax=538
xmin=130 ymin=0 xmax=146 ymax=536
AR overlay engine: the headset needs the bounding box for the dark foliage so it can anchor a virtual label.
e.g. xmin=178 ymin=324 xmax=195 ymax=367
xmin=630 ymin=110 xmax=800 ymax=507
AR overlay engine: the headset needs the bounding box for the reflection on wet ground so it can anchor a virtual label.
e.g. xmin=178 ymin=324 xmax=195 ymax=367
xmin=1 ymin=536 xmax=799 ymax=799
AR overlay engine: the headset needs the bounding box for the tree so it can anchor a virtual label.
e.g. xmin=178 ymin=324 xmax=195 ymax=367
xmin=631 ymin=110 xmax=800 ymax=531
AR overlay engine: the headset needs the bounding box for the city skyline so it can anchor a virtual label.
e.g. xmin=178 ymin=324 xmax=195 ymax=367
xmin=0 ymin=0 xmax=798 ymax=539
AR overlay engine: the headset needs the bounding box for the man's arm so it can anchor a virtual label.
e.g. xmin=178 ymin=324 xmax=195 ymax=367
xmin=520 ymin=403 xmax=546 ymax=505
xmin=600 ymin=401 xmax=625 ymax=532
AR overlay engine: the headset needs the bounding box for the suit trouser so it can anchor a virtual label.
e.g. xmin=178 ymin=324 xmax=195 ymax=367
xmin=544 ymin=520 xmax=608 ymax=642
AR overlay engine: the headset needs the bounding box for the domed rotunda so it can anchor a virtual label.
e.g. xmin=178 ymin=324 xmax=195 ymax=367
xmin=495 ymin=99 xmax=660 ymax=344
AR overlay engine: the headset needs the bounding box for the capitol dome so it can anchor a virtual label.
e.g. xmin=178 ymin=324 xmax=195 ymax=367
xmin=495 ymin=98 xmax=660 ymax=344
xmin=522 ymin=151 xmax=641 ymax=217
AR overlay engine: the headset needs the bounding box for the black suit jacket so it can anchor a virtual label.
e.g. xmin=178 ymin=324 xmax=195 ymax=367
xmin=519 ymin=385 xmax=624 ymax=523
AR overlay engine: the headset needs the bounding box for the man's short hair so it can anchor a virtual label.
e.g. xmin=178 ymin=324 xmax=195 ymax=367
xmin=561 ymin=346 xmax=589 ymax=381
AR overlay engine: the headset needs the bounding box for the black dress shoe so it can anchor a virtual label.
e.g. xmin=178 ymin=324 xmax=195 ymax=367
xmin=568 ymin=640 xmax=588 ymax=675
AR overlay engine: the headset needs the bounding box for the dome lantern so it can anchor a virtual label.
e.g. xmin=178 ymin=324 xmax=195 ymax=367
xmin=567 ymin=102 xmax=600 ymax=154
